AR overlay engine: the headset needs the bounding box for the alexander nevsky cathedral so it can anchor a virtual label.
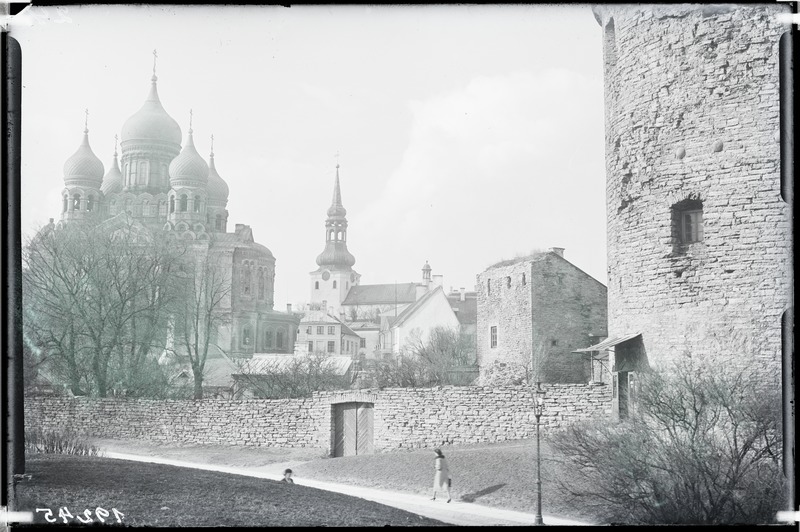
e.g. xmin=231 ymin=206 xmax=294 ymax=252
xmin=54 ymin=59 xmax=300 ymax=360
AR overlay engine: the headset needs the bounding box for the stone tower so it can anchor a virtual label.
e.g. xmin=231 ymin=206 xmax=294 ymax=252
xmin=593 ymin=4 xmax=791 ymax=398
xmin=310 ymin=164 xmax=361 ymax=315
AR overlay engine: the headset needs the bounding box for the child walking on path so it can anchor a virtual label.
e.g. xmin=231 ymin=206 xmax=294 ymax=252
xmin=431 ymin=449 xmax=451 ymax=503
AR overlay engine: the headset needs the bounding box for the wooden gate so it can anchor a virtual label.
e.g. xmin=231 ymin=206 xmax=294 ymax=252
xmin=333 ymin=402 xmax=374 ymax=457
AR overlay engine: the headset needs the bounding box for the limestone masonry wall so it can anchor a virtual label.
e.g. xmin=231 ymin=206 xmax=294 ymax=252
xmin=25 ymin=384 xmax=610 ymax=452
xmin=596 ymin=4 xmax=791 ymax=382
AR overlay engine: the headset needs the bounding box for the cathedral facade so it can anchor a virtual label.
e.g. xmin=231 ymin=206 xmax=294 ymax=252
xmin=56 ymin=67 xmax=299 ymax=360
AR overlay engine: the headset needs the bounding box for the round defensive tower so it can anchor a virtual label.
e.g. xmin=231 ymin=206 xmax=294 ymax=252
xmin=593 ymin=4 xmax=791 ymax=385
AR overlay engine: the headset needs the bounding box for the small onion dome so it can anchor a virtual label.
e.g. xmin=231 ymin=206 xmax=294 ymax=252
xmin=121 ymin=76 xmax=182 ymax=146
xmin=100 ymin=149 xmax=123 ymax=195
xmin=63 ymin=129 xmax=104 ymax=185
xmin=422 ymin=261 xmax=431 ymax=272
xmin=169 ymin=130 xmax=208 ymax=186
xmin=207 ymin=151 xmax=229 ymax=204
xmin=316 ymin=241 xmax=356 ymax=268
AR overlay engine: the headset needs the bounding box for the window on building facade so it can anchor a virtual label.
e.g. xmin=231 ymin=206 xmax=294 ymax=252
xmin=522 ymin=273 xmax=526 ymax=285
xmin=315 ymin=281 xmax=319 ymax=290
xmin=360 ymin=338 xmax=366 ymax=348
xmin=258 ymin=267 xmax=265 ymax=299
xmin=506 ymin=276 xmax=511 ymax=288
xmin=277 ymin=330 xmax=285 ymax=349
xmin=327 ymin=341 xmax=335 ymax=353
xmin=490 ymin=326 xmax=497 ymax=348
xmin=317 ymin=326 xmax=324 ymax=335
xmin=265 ymin=329 xmax=273 ymax=348
xmin=242 ymin=326 xmax=251 ymax=347
xmin=333 ymin=280 xmax=337 ymax=288
xmin=306 ymin=326 xmax=312 ymax=334
xmin=243 ymin=263 xmax=251 ymax=295
xmin=308 ymin=341 xmax=314 ymax=353
xmin=328 ymin=326 xmax=335 ymax=335
xmin=487 ymin=279 xmax=491 ymax=295
xmin=672 ymin=199 xmax=704 ymax=249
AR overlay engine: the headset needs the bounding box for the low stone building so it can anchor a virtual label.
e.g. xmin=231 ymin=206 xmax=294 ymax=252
xmin=477 ymin=248 xmax=608 ymax=385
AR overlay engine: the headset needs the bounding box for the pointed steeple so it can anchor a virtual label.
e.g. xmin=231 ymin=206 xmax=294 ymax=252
xmin=327 ymin=163 xmax=347 ymax=218
xmin=316 ymin=164 xmax=355 ymax=269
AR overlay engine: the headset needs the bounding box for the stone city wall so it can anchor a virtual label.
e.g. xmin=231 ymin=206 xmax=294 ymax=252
xmin=25 ymin=384 xmax=611 ymax=453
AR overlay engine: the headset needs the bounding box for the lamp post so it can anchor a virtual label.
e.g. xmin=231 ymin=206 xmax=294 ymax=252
xmin=533 ymin=381 xmax=545 ymax=525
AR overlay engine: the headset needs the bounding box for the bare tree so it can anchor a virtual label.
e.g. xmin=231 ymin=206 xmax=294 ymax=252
xmin=169 ymin=243 xmax=232 ymax=400
xmin=232 ymin=351 xmax=352 ymax=399
xmin=550 ymin=351 xmax=784 ymax=524
xmin=22 ymin=217 xmax=182 ymax=397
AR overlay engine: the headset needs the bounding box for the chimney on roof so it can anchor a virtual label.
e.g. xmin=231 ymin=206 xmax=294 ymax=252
xmin=286 ymin=303 xmax=292 ymax=313
xmin=549 ymin=247 xmax=565 ymax=258
xmin=460 ymin=287 xmax=466 ymax=302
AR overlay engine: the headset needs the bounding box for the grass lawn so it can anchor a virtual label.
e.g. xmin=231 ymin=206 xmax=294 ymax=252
xmin=14 ymin=454 xmax=447 ymax=527
xmin=296 ymin=438 xmax=611 ymax=524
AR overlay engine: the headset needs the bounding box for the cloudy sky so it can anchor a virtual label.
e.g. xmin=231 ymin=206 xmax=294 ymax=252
xmin=11 ymin=4 xmax=607 ymax=308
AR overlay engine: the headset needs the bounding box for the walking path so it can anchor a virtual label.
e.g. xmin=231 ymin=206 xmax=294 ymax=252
xmin=102 ymin=451 xmax=592 ymax=526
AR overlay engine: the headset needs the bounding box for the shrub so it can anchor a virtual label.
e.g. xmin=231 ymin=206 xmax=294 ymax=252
xmin=25 ymin=426 xmax=100 ymax=456
xmin=551 ymin=353 xmax=785 ymax=524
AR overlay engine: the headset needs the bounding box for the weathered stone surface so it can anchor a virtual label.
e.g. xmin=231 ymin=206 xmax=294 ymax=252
xmin=25 ymin=384 xmax=611 ymax=452
xmin=595 ymin=4 xmax=791 ymax=383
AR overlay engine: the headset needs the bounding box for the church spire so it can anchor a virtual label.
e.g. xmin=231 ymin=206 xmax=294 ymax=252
xmin=316 ymin=164 xmax=355 ymax=269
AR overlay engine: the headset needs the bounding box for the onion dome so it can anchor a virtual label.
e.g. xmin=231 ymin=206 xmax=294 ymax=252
xmin=422 ymin=261 xmax=431 ymax=273
xmin=316 ymin=243 xmax=357 ymax=268
xmin=206 ymin=135 xmax=229 ymax=204
xmin=100 ymin=135 xmax=123 ymax=195
xmin=168 ymin=114 xmax=208 ymax=186
xmin=315 ymin=164 xmax=356 ymax=269
xmin=63 ymin=119 xmax=104 ymax=186
xmin=120 ymin=72 xmax=182 ymax=147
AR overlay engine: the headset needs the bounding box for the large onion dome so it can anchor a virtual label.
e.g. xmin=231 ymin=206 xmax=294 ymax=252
xmin=169 ymin=127 xmax=209 ymax=186
xmin=63 ymin=127 xmax=104 ymax=186
xmin=315 ymin=243 xmax=357 ymax=268
xmin=206 ymin=140 xmax=229 ymax=204
xmin=100 ymin=139 xmax=123 ymax=195
xmin=120 ymin=74 xmax=182 ymax=147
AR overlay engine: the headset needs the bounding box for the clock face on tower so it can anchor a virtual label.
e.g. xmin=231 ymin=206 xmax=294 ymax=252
xmin=322 ymin=271 xmax=331 ymax=281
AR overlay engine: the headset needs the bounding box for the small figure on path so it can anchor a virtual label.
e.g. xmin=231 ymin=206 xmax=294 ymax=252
xmin=281 ymin=468 xmax=294 ymax=484
xmin=431 ymin=448 xmax=451 ymax=503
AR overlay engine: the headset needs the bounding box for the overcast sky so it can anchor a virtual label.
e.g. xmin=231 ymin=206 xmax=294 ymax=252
xmin=11 ymin=4 xmax=607 ymax=308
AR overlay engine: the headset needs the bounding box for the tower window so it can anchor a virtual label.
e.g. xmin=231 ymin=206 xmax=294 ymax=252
xmin=169 ymin=196 xmax=175 ymax=213
xmin=179 ymin=194 xmax=188 ymax=212
xmin=62 ymin=196 xmax=68 ymax=213
xmin=487 ymin=279 xmax=491 ymax=295
xmin=243 ymin=263 xmax=252 ymax=296
xmin=490 ymin=326 xmax=498 ymax=348
xmin=194 ymin=195 xmax=201 ymax=213
xmin=265 ymin=329 xmax=273 ymax=348
xmin=506 ymin=276 xmax=511 ymax=288
xmin=86 ymin=195 xmax=94 ymax=212
xmin=604 ymin=18 xmax=617 ymax=66
xmin=672 ymin=198 xmax=704 ymax=250
xmin=333 ymin=280 xmax=337 ymax=289
xmin=215 ymin=214 xmax=223 ymax=230
xmin=72 ymin=193 xmax=81 ymax=211
xmin=242 ymin=326 xmax=251 ymax=347
xmin=522 ymin=273 xmax=526 ymax=285
xmin=315 ymin=281 xmax=319 ymax=290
